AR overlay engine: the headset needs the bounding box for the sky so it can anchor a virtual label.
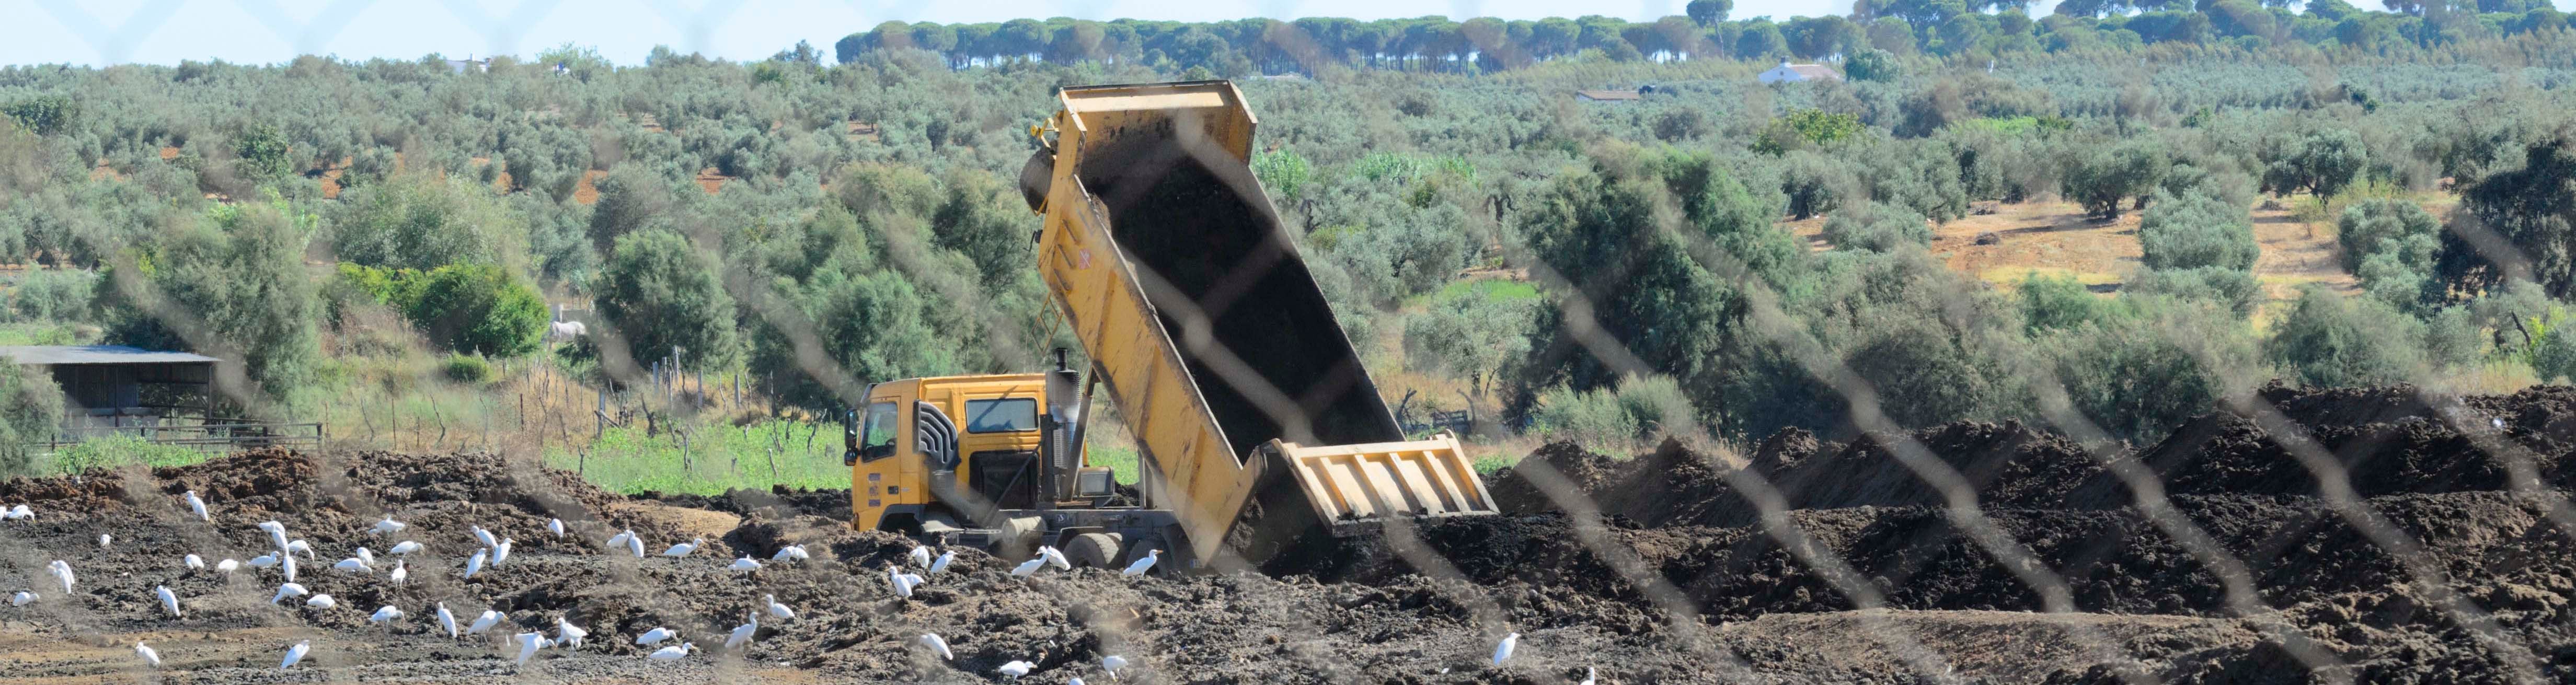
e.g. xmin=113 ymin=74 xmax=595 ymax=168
xmin=5 ymin=0 xmax=2570 ymax=68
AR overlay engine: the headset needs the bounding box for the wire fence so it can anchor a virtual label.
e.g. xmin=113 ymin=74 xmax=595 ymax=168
xmin=10 ymin=3 xmax=2572 ymax=683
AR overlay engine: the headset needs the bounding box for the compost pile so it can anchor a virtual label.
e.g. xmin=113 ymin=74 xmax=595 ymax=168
xmin=4 ymin=384 xmax=2576 ymax=683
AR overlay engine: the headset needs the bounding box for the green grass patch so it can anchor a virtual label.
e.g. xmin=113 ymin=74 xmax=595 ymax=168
xmin=1083 ymin=443 xmax=1145 ymax=486
xmin=46 ymin=435 xmax=216 ymax=474
xmin=1471 ymin=453 xmax=1519 ymax=475
xmin=545 ymin=419 xmax=849 ymax=495
xmin=1408 ymin=276 xmax=1542 ymax=309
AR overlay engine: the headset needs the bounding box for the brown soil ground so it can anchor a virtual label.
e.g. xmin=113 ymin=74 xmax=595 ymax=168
xmin=6 ymin=385 xmax=2574 ymax=682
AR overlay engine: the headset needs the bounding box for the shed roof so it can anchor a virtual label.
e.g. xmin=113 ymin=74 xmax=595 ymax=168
xmin=0 ymin=345 xmax=221 ymax=366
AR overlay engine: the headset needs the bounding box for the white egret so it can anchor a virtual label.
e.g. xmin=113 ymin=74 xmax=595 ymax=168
xmin=370 ymin=605 xmax=404 ymax=624
xmin=917 ymin=633 xmax=952 ymax=659
xmin=472 ymin=526 xmax=497 ymax=549
xmin=467 ymin=609 xmax=505 ymax=636
xmin=1578 ymin=666 xmax=1596 ymax=684
xmin=155 ymin=585 xmax=180 ymax=617
xmin=1010 ymin=556 xmax=1046 ymax=577
xmin=135 ymin=641 xmax=162 ymax=668
xmin=731 ymin=556 xmax=761 ymax=572
xmin=11 ymin=591 xmax=34 ymax=606
xmin=1040 ymin=545 xmax=1070 ymax=571
xmin=605 ymin=530 xmax=631 ymax=549
xmin=888 ymin=564 xmax=924 ymax=598
xmin=555 ymin=616 xmax=588 ymax=648
xmin=49 ymin=560 xmax=74 ymax=593
xmin=1491 ymin=632 xmax=1519 ymax=666
xmin=281 ymin=553 xmax=296 ymax=583
xmin=662 ymin=538 xmax=703 ymax=558
xmin=998 ymin=660 xmax=1036 ymax=679
xmin=269 ymin=582 xmax=307 ymax=604
xmin=279 ymin=640 xmax=309 ymax=669
xmin=492 ymin=538 xmax=512 ymax=567
xmin=464 ymin=548 xmax=488 ymax=579
xmin=248 ymin=553 xmax=279 ymax=568
xmin=389 ymin=560 xmax=408 ymax=584
xmin=183 ymin=554 xmax=205 ymax=571
xmin=547 ymin=518 xmax=564 ymax=538
xmin=356 ymin=547 xmax=374 ymax=566
xmin=1121 ymin=549 xmax=1160 ymax=577
xmin=648 ymin=642 xmax=694 ymax=660
xmin=287 ymin=539 xmax=314 ymax=560
xmin=770 ymin=544 xmax=808 ymax=562
xmin=763 ymin=594 xmax=794 ymax=619
xmin=436 ymin=602 xmax=459 ymax=638
xmin=908 ymin=545 xmax=932 ymax=568
xmin=216 ymin=558 xmax=240 ymax=573
xmin=724 ymin=614 xmax=758 ymax=650
xmin=184 ymin=490 xmax=209 ymax=521
xmin=333 ymin=556 xmax=372 ymax=574
xmin=98 ymin=533 xmax=111 ymax=549
xmin=636 ymin=626 xmax=676 ymax=646
xmin=513 ymin=632 xmax=545 ymax=665
xmin=389 ymin=540 xmax=421 ymax=555
xmin=306 ymin=594 xmax=337 ymax=609
xmin=929 ymin=551 xmax=956 ymax=574
xmin=371 ymin=518 xmax=405 ymax=535
xmin=3 ymin=504 xmax=30 ymax=519
xmin=1072 ymin=678 xmax=1086 ymax=685
xmin=1102 ymin=655 xmax=1128 ymax=679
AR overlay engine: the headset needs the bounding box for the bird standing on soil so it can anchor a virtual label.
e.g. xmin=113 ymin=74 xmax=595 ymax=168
xmin=389 ymin=560 xmax=408 ymax=584
xmin=547 ymin=518 xmax=564 ymax=538
xmin=1040 ymin=545 xmax=1071 ymax=571
xmin=334 ymin=556 xmax=372 ymax=574
xmin=1071 ymin=678 xmax=1085 ymax=685
xmin=3 ymin=504 xmax=30 ymax=519
xmin=492 ymin=538 xmax=512 ymax=567
xmin=356 ymin=547 xmax=375 ymax=566
xmin=155 ymin=585 xmax=180 ymax=617
xmin=288 ymin=539 xmax=314 ymax=560
xmin=555 ymin=616 xmax=587 ymax=649
xmin=11 ymin=591 xmax=34 ymax=606
xmin=606 ymin=529 xmax=631 ymax=549
xmin=1491 ymin=632 xmax=1518 ymax=666
xmin=1102 ymin=655 xmax=1127 ymax=679
xmin=249 ymin=553 xmax=279 ymax=568
xmin=731 ymin=556 xmax=761 ymax=572
xmin=464 ymin=548 xmax=488 ymax=579
xmin=373 ymin=517 xmax=405 ymax=535
xmin=998 ymin=660 xmax=1035 ymax=679
xmin=270 ymin=583 xmax=307 ymax=605
xmin=770 ymin=544 xmax=808 ymax=563
xmin=513 ymin=632 xmax=546 ymax=666
xmin=1578 ymin=666 xmax=1595 ymax=684
xmin=888 ymin=565 xmax=925 ymax=598
xmin=436 ymin=602 xmax=458 ymax=638
xmin=47 ymin=560 xmax=74 ymax=594
xmin=389 ymin=540 xmax=421 ymax=555
xmin=636 ymin=626 xmax=676 ymax=646
xmin=467 ymin=609 xmax=505 ymax=636
xmin=1011 ymin=556 xmax=1046 ymax=577
xmin=917 ymin=633 xmax=952 ymax=659
xmin=184 ymin=491 xmax=209 ymax=522
xmin=1121 ymin=550 xmax=1160 ymax=577
xmin=97 ymin=533 xmax=110 ymax=549
xmin=216 ymin=558 xmax=240 ymax=573
xmin=370 ymin=605 xmax=404 ymax=624
xmin=626 ymin=533 xmax=645 ymax=558
xmin=663 ymin=538 xmax=703 ymax=558
xmin=184 ymin=554 xmax=205 ymax=571
xmin=472 ymin=526 xmax=498 ymax=549
xmin=908 ymin=545 xmax=932 ymax=568
xmin=258 ymin=520 xmax=289 ymax=552
xmin=282 ymin=553 xmax=297 ymax=583
xmin=648 ymin=642 xmax=693 ymax=661
xmin=764 ymin=594 xmax=794 ymax=619
xmin=306 ymin=594 xmax=337 ymax=609
xmin=280 ymin=640 xmax=309 ymax=669
xmin=135 ymin=641 xmax=161 ymax=668
xmin=929 ymin=551 xmax=955 ymax=574
xmin=724 ymin=614 xmax=758 ymax=650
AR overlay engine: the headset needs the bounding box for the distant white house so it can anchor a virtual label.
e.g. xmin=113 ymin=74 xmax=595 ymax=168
xmin=444 ymin=56 xmax=488 ymax=74
xmin=1758 ymin=60 xmax=1843 ymax=84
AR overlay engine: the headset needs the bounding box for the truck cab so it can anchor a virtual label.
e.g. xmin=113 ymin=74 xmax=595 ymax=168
xmin=846 ymin=370 xmax=1121 ymax=536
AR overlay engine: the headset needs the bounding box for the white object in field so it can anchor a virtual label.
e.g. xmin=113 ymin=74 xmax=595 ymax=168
xmin=98 ymin=533 xmax=111 ymax=548
xmin=1010 ymin=557 xmax=1045 ymax=577
xmin=257 ymin=520 xmax=288 ymax=552
xmin=389 ymin=560 xmax=408 ymax=584
xmin=48 ymin=560 xmax=74 ymax=593
xmin=356 ymin=547 xmax=374 ymax=566
xmin=281 ymin=553 xmax=296 ymax=583
xmin=492 ymin=538 xmax=512 ymax=567
xmin=662 ymin=538 xmax=702 ymax=558
xmin=185 ymin=491 xmax=209 ymax=521
xmin=10 ymin=591 xmax=33 ymax=606
xmin=464 ymin=549 xmax=488 ymax=579
xmin=1102 ymin=655 xmax=1128 ymax=679
xmin=555 ymin=616 xmax=587 ymax=648
xmin=287 ymin=539 xmax=313 ymax=560
xmin=547 ymin=518 xmax=564 ymax=538
xmin=626 ymin=532 xmax=645 ymax=558
xmin=135 ymin=641 xmax=162 ymax=668
xmin=636 ymin=627 xmax=676 ymax=646
xmin=1492 ymin=632 xmax=1518 ymax=666
xmin=184 ymin=554 xmax=205 ymax=571
xmin=280 ymin=640 xmax=309 ymax=669
xmin=605 ymin=530 xmax=630 ymax=549
xmin=467 ymin=610 xmax=505 ymax=635
xmin=764 ymin=594 xmax=794 ymax=619
xmin=155 ymin=585 xmax=181 ymax=617
xmin=389 ymin=540 xmax=421 ymax=555
xmin=724 ymin=615 xmax=758 ymax=650
xmin=888 ymin=565 xmax=924 ymax=598
xmin=2 ymin=503 xmax=30 ymax=519
xmin=1040 ymin=545 xmax=1070 ymax=571
xmin=1071 ymin=678 xmax=1086 ymax=685
xmin=216 ymin=558 xmax=240 ymax=573
xmin=514 ymin=632 xmax=545 ymax=665
xmin=306 ymin=594 xmax=336 ymax=609
xmin=372 ymin=518 xmax=405 ymax=535
xmin=998 ymin=659 xmax=1036 ymax=679
xmin=370 ymin=605 xmax=404 ymax=624
xmin=917 ymin=633 xmax=952 ymax=659
xmin=334 ymin=557 xmax=372 ymax=574
xmin=1122 ymin=550 xmax=1160 ymax=577
xmin=929 ymin=551 xmax=955 ymax=574
xmin=472 ymin=526 xmax=498 ymax=549
xmin=648 ymin=642 xmax=693 ymax=660
xmin=771 ymin=544 xmax=808 ymax=562
xmin=249 ymin=553 xmax=278 ymax=568
xmin=1579 ymin=666 xmax=1596 ymax=684
xmin=436 ymin=602 xmax=459 ymax=638
xmin=730 ymin=556 xmax=761 ymax=572
xmin=908 ymin=545 xmax=932 ymax=568
xmin=547 ymin=319 xmax=587 ymax=342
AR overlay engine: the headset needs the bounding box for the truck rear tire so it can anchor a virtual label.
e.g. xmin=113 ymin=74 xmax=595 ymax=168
xmin=1065 ymin=532 xmax=1123 ymax=569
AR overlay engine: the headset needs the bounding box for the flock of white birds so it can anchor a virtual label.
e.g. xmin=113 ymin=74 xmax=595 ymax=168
xmin=4 ymin=490 xmax=1586 ymax=682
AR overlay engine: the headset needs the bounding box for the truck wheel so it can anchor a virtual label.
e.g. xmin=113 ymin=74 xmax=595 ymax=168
xmin=1064 ymin=532 xmax=1123 ymax=569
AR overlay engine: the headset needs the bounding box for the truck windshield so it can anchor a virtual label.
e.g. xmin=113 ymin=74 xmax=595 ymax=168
xmin=859 ymin=401 xmax=898 ymax=460
xmin=964 ymin=398 xmax=1038 ymax=433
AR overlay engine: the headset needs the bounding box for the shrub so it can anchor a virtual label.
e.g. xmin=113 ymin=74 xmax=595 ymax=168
xmin=12 ymin=268 xmax=97 ymax=321
xmin=1821 ymin=203 xmax=1931 ymax=252
xmin=2018 ymin=271 xmax=2106 ymax=333
xmin=405 ymin=263 xmax=548 ymax=358
xmin=594 ymin=229 xmax=740 ymax=369
xmin=2263 ymin=129 xmax=2367 ymax=198
xmin=443 ymin=353 xmax=495 ymax=384
xmin=2064 ymin=141 xmax=2167 ymax=219
xmin=2049 ymin=301 xmax=2260 ymax=441
xmin=2266 ymin=287 xmax=2427 ymax=388
xmin=2126 ymin=266 xmax=2262 ymax=318
xmin=2138 ymin=190 xmax=2257 ymax=273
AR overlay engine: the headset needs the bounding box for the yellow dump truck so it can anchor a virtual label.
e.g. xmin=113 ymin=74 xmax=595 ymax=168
xmin=846 ymin=80 xmax=1498 ymax=571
